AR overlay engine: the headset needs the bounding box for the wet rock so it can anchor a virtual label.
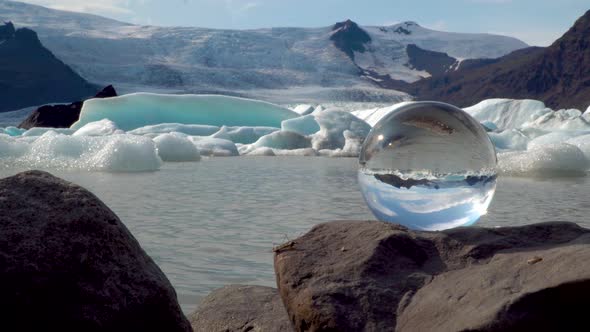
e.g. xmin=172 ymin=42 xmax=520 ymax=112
xmin=274 ymin=220 xmax=590 ymax=331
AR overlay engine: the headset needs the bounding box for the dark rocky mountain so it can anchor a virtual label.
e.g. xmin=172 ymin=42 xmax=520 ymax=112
xmin=408 ymin=10 xmax=590 ymax=110
xmin=330 ymin=19 xmax=372 ymax=61
xmin=0 ymin=20 xmax=14 ymax=40
xmin=406 ymin=44 xmax=457 ymax=77
xmin=18 ymin=85 xmax=117 ymax=129
xmin=0 ymin=22 xmax=97 ymax=113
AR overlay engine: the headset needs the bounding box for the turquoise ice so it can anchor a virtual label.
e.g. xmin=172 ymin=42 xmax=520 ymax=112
xmin=72 ymin=93 xmax=298 ymax=131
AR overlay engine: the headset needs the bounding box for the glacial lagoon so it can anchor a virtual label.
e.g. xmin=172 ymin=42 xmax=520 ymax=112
xmin=1 ymin=157 xmax=588 ymax=312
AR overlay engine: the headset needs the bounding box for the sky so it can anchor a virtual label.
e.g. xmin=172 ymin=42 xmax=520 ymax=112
xmin=15 ymin=0 xmax=590 ymax=46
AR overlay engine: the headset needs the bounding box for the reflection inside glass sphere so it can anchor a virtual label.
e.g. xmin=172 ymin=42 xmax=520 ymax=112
xmin=358 ymin=101 xmax=497 ymax=231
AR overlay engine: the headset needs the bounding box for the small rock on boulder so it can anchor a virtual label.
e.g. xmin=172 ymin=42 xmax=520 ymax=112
xmin=0 ymin=170 xmax=191 ymax=332
xmin=189 ymin=285 xmax=292 ymax=332
xmin=18 ymin=85 xmax=117 ymax=129
xmin=274 ymin=220 xmax=590 ymax=331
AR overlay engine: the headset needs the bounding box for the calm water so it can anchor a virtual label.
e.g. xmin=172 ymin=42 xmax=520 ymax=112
xmin=1 ymin=157 xmax=589 ymax=312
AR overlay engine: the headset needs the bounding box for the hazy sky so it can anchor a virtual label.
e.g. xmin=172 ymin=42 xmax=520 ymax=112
xmin=17 ymin=0 xmax=590 ymax=46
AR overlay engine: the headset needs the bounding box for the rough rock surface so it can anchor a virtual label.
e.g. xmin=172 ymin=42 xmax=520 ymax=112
xmin=408 ymin=9 xmax=590 ymax=110
xmin=274 ymin=220 xmax=590 ymax=332
xmin=18 ymin=85 xmax=117 ymax=129
xmin=189 ymin=285 xmax=292 ymax=332
xmin=0 ymin=170 xmax=192 ymax=332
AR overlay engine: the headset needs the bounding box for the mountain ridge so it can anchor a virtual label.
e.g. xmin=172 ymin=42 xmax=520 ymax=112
xmin=407 ymin=10 xmax=590 ymax=110
xmin=0 ymin=0 xmax=527 ymax=103
xmin=0 ymin=21 xmax=97 ymax=112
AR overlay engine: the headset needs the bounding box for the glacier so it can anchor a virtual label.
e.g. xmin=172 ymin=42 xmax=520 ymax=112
xmin=2 ymin=92 xmax=590 ymax=176
xmin=0 ymin=1 xmax=527 ymax=104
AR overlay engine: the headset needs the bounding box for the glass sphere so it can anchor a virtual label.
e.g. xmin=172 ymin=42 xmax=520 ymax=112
xmin=358 ymin=101 xmax=497 ymax=231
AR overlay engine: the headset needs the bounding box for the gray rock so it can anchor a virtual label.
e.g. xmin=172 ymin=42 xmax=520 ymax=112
xmin=189 ymin=285 xmax=292 ymax=332
xmin=0 ymin=170 xmax=192 ymax=332
xmin=274 ymin=220 xmax=590 ymax=332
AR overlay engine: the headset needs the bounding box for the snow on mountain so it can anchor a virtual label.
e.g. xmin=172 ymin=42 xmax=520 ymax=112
xmin=0 ymin=1 xmax=528 ymax=103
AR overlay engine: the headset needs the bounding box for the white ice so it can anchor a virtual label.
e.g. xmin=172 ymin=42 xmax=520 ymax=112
xmin=154 ymin=133 xmax=201 ymax=162
xmin=2 ymin=93 xmax=590 ymax=175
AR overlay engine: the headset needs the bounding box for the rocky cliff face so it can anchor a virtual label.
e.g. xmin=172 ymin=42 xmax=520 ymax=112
xmin=410 ymin=10 xmax=590 ymax=110
xmin=405 ymin=44 xmax=457 ymax=77
xmin=330 ymin=19 xmax=372 ymax=61
xmin=0 ymin=22 xmax=97 ymax=112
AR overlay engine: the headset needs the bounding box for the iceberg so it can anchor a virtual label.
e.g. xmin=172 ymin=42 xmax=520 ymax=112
xmin=2 ymin=95 xmax=590 ymax=176
xmin=488 ymin=129 xmax=530 ymax=151
xmin=72 ymin=93 xmax=298 ymax=131
xmin=154 ymin=133 xmax=201 ymax=162
xmin=0 ymin=131 xmax=162 ymax=172
xmin=498 ymin=143 xmax=589 ymax=176
xmin=129 ymin=123 xmax=220 ymax=137
xmin=210 ymin=126 xmax=279 ymax=144
xmin=281 ymin=115 xmax=320 ymax=136
xmin=188 ymin=137 xmax=239 ymax=157
xmin=292 ymin=104 xmax=315 ymax=116
xmin=463 ymin=99 xmax=552 ymax=130
xmin=311 ymin=110 xmax=371 ymax=150
xmin=248 ymin=131 xmax=311 ymax=151
xmin=73 ymin=119 xmax=123 ymax=136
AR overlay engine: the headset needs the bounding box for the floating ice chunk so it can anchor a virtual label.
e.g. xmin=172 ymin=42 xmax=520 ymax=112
xmin=249 ymin=131 xmax=311 ymax=151
xmin=464 ymin=99 xmax=552 ymax=130
xmin=498 ymin=143 xmax=589 ymax=176
xmin=272 ymin=148 xmax=317 ymax=156
xmin=2 ymin=126 xmax=26 ymax=137
xmin=281 ymin=115 xmax=320 ymax=136
xmin=23 ymin=127 xmax=76 ymax=137
xmin=188 ymin=137 xmax=239 ymax=157
xmin=566 ymin=134 xmax=590 ymax=159
xmin=245 ymin=147 xmax=275 ymax=156
xmin=73 ymin=119 xmax=123 ymax=136
xmin=129 ymin=123 xmax=220 ymax=136
xmin=217 ymin=126 xmax=278 ymax=144
xmin=0 ymin=135 xmax=28 ymax=157
xmin=480 ymin=121 xmax=498 ymax=131
xmin=154 ymin=133 xmax=201 ymax=162
xmin=312 ymin=105 xmax=326 ymax=115
xmin=73 ymin=93 xmax=298 ymax=131
xmin=488 ymin=129 xmax=530 ymax=151
xmin=528 ymin=131 xmax=590 ymax=150
xmin=30 ymin=131 xmax=86 ymax=159
xmin=523 ymin=110 xmax=590 ymax=131
xmin=311 ymin=110 xmax=371 ymax=150
xmin=557 ymin=109 xmax=583 ymax=118
xmin=86 ymin=135 xmax=162 ymax=172
xmin=292 ymin=104 xmax=315 ymax=115
xmin=0 ymin=131 xmax=162 ymax=172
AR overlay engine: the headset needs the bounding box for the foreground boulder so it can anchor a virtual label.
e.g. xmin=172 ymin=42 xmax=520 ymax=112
xmin=189 ymin=285 xmax=292 ymax=332
xmin=0 ymin=171 xmax=191 ymax=331
xmin=18 ymin=85 xmax=117 ymax=129
xmin=275 ymin=220 xmax=590 ymax=331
